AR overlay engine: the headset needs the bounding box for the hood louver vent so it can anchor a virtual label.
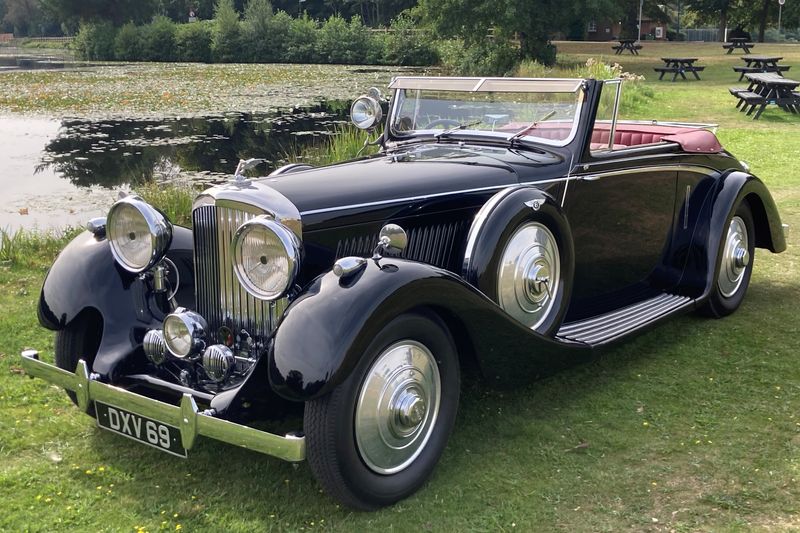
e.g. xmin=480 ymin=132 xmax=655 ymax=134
xmin=335 ymin=221 xmax=469 ymax=272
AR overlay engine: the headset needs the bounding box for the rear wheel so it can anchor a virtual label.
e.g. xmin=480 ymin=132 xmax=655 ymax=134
xmin=54 ymin=312 xmax=102 ymax=414
xmin=699 ymin=202 xmax=755 ymax=318
xmin=304 ymin=313 xmax=459 ymax=510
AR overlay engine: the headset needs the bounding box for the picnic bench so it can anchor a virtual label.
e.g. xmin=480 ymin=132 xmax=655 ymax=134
xmin=729 ymin=72 xmax=800 ymax=120
xmin=612 ymin=39 xmax=642 ymax=55
xmin=654 ymin=57 xmax=705 ymax=82
xmin=733 ymin=55 xmax=790 ymax=81
xmin=723 ymin=38 xmax=755 ymax=54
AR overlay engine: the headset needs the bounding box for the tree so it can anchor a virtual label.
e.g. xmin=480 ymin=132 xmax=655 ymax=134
xmin=42 ymin=0 xmax=160 ymax=27
xmin=683 ymin=0 xmax=741 ymax=40
xmin=211 ymin=0 xmax=242 ymax=62
xmin=421 ymin=0 xmax=624 ymax=65
xmin=242 ymin=0 xmax=273 ymax=61
xmin=4 ymin=0 xmax=53 ymax=35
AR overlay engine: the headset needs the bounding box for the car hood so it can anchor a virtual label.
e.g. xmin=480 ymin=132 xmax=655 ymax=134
xmin=258 ymin=144 xmax=561 ymax=218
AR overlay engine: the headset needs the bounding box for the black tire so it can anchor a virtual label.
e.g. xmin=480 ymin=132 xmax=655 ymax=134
xmin=699 ymin=201 xmax=755 ymax=318
xmin=54 ymin=312 xmax=102 ymax=414
xmin=304 ymin=312 xmax=460 ymax=510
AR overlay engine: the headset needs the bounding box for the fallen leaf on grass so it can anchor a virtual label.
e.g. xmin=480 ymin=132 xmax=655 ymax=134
xmin=9 ymin=365 xmax=26 ymax=375
xmin=565 ymin=441 xmax=590 ymax=452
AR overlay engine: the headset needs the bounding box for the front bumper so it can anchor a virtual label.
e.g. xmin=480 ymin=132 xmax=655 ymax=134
xmin=19 ymin=350 xmax=306 ymax=462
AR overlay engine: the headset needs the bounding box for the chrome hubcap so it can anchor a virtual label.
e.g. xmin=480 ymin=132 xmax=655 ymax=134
xmin=355 ymin=341 xmax=440 ymax=474
xmin=498 ymin=222 xmax=560 ymax=329
xmin=718 ymin=216 xmax=749 ymax=298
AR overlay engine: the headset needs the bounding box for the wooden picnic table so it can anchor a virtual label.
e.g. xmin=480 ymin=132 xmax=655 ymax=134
xmin=723 ymin=38 xmax=755 ymax=54
xmin=729 ymin=72 xmax=800 ymax=120
xmin=733 ymin=55 xmax=790 ymax=81
xmin=654 ymin=57 xmax=705 ymax=82
xmin=613 ymin=39 xmax=642 ymax=55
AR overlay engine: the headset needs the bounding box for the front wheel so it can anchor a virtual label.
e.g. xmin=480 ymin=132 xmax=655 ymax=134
xmin=304 ymin=312 xmax=460 ymax=510
xmin=494 ymin=221 xmax=567 ymax=335
xmin=54 ymin=311 xmax=102 ymax=414
xmin=699 ymin=201 xmax=755 ymax=318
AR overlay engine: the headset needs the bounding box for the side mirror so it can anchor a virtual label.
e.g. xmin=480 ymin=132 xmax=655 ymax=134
xmin=350 ymin=95 xmax=383 ymax=130
xmin=378 ymin=224 xmax=407 ymax=253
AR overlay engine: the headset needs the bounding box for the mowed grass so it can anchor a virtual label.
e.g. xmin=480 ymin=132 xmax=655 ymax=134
xmin=1 ymin=44 xmax=800 ymax=531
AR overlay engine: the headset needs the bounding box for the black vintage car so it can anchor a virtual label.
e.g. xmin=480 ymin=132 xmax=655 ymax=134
xmin=21 ymin=77 xmax=785 ymax=510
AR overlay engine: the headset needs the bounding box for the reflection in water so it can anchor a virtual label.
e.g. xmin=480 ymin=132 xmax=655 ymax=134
xmin=38 ymin=101 xmax=351 ymax=188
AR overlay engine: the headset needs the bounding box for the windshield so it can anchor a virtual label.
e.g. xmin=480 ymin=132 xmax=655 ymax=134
xmin=387 ymin=77 xmax=585 ymax=147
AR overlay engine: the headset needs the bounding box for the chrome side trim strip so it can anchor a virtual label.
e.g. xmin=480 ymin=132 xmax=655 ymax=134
xmin=461 ymin=186 xmax=522 ymax=276
xmin=20 ymin=353 xmax=306 ymax=462
xmin=299 ymin=165 xmax=717 ymax=217
xmin=300 ymin=183 xmax=515 ymax=216
xmin=576 ymin=164 xmax=716 ymax=182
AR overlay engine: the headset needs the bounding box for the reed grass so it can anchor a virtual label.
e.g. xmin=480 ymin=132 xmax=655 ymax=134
xmin=136 ymin=182 xmax=197 ymax=228
xmin=285 ymin=125 xmax=381 ymax=167
xmin=0 ymin=226 xmax=82 ymax=267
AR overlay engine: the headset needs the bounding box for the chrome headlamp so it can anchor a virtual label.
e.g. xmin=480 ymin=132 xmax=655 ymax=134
xmin=163 ymin=309 xmax=208 ymax=358
xmin=232 ymin=216 xmax=301 ymax=300
xmin=106 ymin=196 xmax=172 ymax=273
xmin=350 ymin=95 xmax=383 ymax=130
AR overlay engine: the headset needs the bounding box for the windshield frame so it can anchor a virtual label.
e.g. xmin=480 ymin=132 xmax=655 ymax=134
xmin=385 ymin=77 xmax=587 ymax=148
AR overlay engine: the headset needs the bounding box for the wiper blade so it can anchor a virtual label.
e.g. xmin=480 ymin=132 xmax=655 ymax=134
xmin=434 ymin=120 xmax=483 ymax=141
xmin=507 ymin=110 xmax=557 ymax=145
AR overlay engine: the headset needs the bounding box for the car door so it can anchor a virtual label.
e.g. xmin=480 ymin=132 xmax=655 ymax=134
xmin=563 ymin=164 xmax=678 ymax=320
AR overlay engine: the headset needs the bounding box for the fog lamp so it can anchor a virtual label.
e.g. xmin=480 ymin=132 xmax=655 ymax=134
xmin=163 ymin=308 xmax=207 ymax=358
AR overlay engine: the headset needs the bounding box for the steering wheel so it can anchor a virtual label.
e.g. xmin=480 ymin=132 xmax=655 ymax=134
xmin=424 ymin=118 xmax=461 ymax=129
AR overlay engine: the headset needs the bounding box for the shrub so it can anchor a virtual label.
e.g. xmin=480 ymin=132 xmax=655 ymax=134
xmin=285 ymin=15 xmax=318 ymax=63
xmin=317 ymin=15 xmax=371 ymax=64
xmin=73 ymin=22 xmax=117 ymax=61
xmin=439 ymin=38 xmax=518 ymax=76
xmin=764 ymin=28 xmax=786 ymax=43
xmin=262 ymin=10 xmax=293 ymax=61
xmin=142 ymin=16 xmax=177 ymax=62
xmin=366 ymin=31 xmax=387 ymax=65
xmin=384 ymin=12 xmax=438 ymax=66
xmin=212 ymin=0 xmax=243 ymax=62
xmin=667 ymin=30 xmax=686 ymax=41
xmin=175 ymin=21 xmax=213 ymax=62
xmin=516 ymin=58 xmax=654 ymax=114
xmin=242 ymin=0 xmax=274 ymax=62
xmin=114 ymin=23 xmax=143 ymax=61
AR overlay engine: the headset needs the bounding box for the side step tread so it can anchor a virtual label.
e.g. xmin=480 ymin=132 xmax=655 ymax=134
xmin=557 ymin=293 xmax=694 ymax=346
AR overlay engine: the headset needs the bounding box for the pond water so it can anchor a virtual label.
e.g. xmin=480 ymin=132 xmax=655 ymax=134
xmin=0 ymin=102 xmax=351 ymax=231
xmin=0 ymin=46 xmax=76 ymax=72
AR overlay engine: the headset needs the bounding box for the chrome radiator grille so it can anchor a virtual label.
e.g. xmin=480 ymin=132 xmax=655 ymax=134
xmin=193 ymin=205 xmax=288 ymax=341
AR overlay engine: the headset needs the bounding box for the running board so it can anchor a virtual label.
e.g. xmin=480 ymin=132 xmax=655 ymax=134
xmin=557 ymin=293 xmax=694 ymax=346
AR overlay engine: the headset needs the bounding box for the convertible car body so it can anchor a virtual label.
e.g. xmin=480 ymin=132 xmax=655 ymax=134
xmin=21 ymin=76 xmax=785 ymax=509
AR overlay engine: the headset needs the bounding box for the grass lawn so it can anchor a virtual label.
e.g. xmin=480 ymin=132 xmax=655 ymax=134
xmin=1 ymin=44 xmax=799 ymax=531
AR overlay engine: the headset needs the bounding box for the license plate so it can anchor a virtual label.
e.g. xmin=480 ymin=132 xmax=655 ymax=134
xmin=95 ymin=401 xmax=187 ymax=458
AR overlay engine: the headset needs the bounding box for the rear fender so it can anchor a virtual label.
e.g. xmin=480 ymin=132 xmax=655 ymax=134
xmin=268 ymin=259 xmax=591 ymax=402
xmin=37 ymin=227 xmax=194 ymax=380
xmin=680 ymin=171 xmax=785 ymax=296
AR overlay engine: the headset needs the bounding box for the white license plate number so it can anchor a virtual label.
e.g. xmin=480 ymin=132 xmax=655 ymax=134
xmin=95 ymin=401 xmax=187 ymax=458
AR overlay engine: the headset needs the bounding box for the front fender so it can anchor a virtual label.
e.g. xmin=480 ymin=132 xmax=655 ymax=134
xmin=268 ymin=259 xmax=591 ymax=402
xmin=37 ymin=227 xmax=194 ymax=379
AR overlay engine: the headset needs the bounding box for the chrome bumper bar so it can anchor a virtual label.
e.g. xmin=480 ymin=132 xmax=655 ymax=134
xmin=19 ymin=350 xmax=305 ymax=462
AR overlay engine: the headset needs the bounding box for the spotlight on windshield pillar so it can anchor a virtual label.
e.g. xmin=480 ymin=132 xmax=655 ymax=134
xmin=350 ymin=96 xmax=383 ymax=130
